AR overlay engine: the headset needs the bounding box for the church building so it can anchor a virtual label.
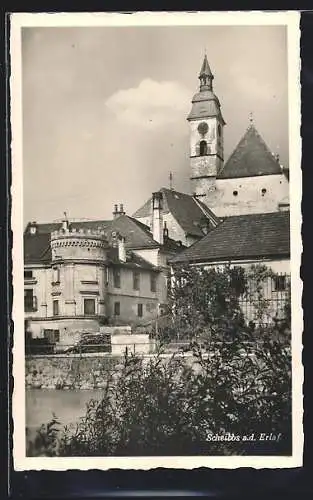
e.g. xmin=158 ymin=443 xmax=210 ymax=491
xmin=133 ymin=55 xmax=290 ymax=243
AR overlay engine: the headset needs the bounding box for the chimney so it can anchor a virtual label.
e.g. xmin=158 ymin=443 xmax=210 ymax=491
xmin=113 ymin=203 xmax=126 ymax=219
xmin=62 ymin=212 xmax=69 ymax=231
xmin=113 ymin=204 xmax=119 ymax=219
xmin=152 ymin=191 xmax=163 ymax=244
xmin=117 ymin=234 xmax=126 ymax=263
xmin=29 ymin=221 xmax=37 ymax=235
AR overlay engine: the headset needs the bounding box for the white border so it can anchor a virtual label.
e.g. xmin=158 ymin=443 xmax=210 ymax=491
xmin=11 ymin=11 xmax=303 ymax=471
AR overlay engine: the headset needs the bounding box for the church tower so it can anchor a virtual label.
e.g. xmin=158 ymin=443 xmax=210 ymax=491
xmin=187 ymin=55 xmax=225 ymax=199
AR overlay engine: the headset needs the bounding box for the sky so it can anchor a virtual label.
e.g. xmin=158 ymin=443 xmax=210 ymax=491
xmin=22 ymin=24 xmax=288 ymax=225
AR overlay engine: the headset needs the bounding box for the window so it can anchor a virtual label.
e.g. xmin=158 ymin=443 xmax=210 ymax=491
xmin=114 ymin=302 xmax=120 ymax=316
xmin=150 ymin=273 xmax=157 ymax=292
xmin=84 ymin=298 xmax=95 ymax=315
xmin=273 ymin=275 xmax=287 ymax=292
xmin=24 ymin=270 xmax=33 ymax=279
xmin=24 ymin=289 xmax=37 ymax=312
xmin=233 ymin=190 xmax=238 ymax=196
xmin=218 ymin=124 xmax=222 ymax=137
xmin=137 ymin=303 xmax=143 ymax=317
xmin=113 ymin=268 xmax=121 ymax=288
xmin=261 ymin=188 xmax=267 ymax=196
xmin=133 ymin=270 xmax=140 ymax=291
xmin=199 ymin=140 xmax=208 ymax=156
xmin=52 ymin=267 xmax=60 ymax=284
xmin=53 ymin=300 xmax=59 ymax=316
xmin=44 ymin=329 xmax=60 ymax=343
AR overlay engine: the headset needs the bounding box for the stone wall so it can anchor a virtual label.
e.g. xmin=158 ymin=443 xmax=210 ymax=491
xmin=25 ymin=351 xmax=197 ymax=390
xmin=25 ymin=354 xmax=121 ymax=390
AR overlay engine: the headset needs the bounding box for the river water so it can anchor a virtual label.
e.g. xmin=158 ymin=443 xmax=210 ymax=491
xmin=26 ymin=389 xmax=104 ymax=431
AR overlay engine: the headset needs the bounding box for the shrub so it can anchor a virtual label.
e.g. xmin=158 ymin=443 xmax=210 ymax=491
xmin=28 ymin=328 xmax=291 ymax=457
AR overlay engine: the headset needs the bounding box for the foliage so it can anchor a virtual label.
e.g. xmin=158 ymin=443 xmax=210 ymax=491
xmin=28 ymin=327 xmax=291 ymax=457
xmin=27 ymin=264 xmax=292 ymax=457
xmin=162 ymin=264 xmax=290 ymax=342
xmin=164 ymin=265 xmax=247 ymax=342
xmin=26 ymin=414 xmax=61 ymax=456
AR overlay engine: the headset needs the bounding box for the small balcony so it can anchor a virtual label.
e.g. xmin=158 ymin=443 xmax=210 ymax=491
xmin=24 ymin=296 xmax=38 ymax=313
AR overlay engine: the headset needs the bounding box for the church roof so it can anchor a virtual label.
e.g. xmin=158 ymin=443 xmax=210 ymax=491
xmin=217 ymin=124 xmax=283 ymax=179
xmin=187 ymin=56 xmax=225 ymax=124
xmin=199 ymin=54 xmax=213 ymax=78
xmin=170 ymin=211 xmax=290 ymax=264
xmin=132 ymin=188 xmax=220 ymax=238
xmin=187 ymin=91 xmax=225 ymax=123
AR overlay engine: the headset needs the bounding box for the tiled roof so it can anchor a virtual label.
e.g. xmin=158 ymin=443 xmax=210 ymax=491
xmin=170 ymin=211 xmax=290 ymax=264
xmin=24 ymin=233 xmax=52 ymax=264
xmin=107 ymin=248 xmax=158 ymax=270
xmin=132 ymin=188 xmax=219 ymax=238
xmin=24 ymin=219 xmax=111 ymax=264
xmin=108 ymin=215 xmax=183 ymax=253
xmin=218 ymin=124 xmax=283 ymax=179
xmin=24 ymin=215 xmax=183 ymax=265
xmin=105 ymin=215 xmax=158 ymax=250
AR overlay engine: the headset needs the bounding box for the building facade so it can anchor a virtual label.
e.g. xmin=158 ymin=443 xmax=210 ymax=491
xmin=24 ymin=210 xmax=182 ymax=344
xmin=24 ymin=55 xmax=291 ymax=341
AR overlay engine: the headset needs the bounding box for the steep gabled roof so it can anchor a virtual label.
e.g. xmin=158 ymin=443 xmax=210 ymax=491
xmin=132 ymin=188 xmax=219 ymax=238
xmin=105 ymin=215 xmax=158 ymax=249
xmin=106 ymin=215 xmax=183 ymax=252
xmin=170 ymin=211 xmax=290 ymax=264
xmin=218 ymin=124 xmax=283 ymax=179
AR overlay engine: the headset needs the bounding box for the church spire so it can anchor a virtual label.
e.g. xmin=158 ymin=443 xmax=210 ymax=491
xmin=199 ymin=54 xmax=214 ymax=92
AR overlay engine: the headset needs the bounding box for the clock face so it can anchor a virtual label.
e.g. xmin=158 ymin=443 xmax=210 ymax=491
xmin=198 ymin=121 xmax=208 ymax=136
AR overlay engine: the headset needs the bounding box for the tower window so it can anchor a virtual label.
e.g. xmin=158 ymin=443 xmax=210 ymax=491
xmin=233 ymin=190 xmax=238 ymax=196
xmin=218 ymin=124 xmax=221 ymax=136
xmin=53 ymin=300 xmax=59 ymax=316
xmin=199 ymin=140 xmax=208 ymax=156
xmin=261 ymin=188 xmax=267 ymax=196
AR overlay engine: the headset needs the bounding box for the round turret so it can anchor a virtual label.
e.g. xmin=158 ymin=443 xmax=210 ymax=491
xmin=51 ymin=227 xmax=109 ymax=262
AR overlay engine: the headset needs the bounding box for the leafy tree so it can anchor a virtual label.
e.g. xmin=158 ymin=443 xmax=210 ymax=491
xmin=27 ymin=264 xmax=291 ymax=457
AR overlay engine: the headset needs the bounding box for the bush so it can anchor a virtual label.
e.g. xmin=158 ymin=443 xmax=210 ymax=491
xmin=28 ymin=327 xmax=291 ymax=457
xmin=27 ymin=264 xmax=291 ymax=457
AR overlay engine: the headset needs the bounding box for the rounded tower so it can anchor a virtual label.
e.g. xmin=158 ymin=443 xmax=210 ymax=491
xmin=188 ymin=55 xmax=226 ymax=199
xmin=50 ymin=218 xmax=109 ymax=320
